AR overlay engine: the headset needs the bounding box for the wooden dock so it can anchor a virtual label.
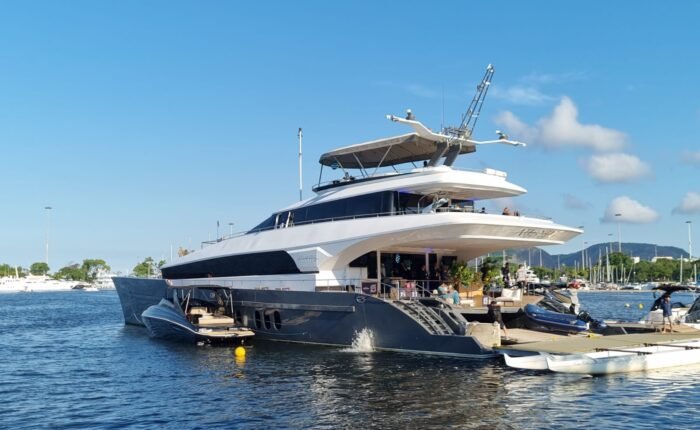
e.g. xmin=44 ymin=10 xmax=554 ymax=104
xmin=499 ymin=327 xmax=700 ymax=354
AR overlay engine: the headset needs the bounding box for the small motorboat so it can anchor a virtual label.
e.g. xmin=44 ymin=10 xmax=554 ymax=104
xmin=142 ymin=286 xmax=254 ymax=345
xmin=503 ymin=353 xmax=549 ymax=370
xmin=524 ymin=303 xmax=589 ymax=334
xmin=640 ymin=284 xmax=691 ymax=326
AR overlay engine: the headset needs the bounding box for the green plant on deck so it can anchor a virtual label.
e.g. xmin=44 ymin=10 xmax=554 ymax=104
xmin=479 ymin=256 xmax=501 ymax=283
xmin=449 ymin=262 xmax=475 ymax=287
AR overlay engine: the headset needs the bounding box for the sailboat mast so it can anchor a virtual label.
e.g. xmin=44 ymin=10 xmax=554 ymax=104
xmin=298 ymin=128 xmax=303 ymax=202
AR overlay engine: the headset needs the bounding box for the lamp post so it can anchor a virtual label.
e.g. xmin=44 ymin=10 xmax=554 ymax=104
xmin=687 ymin=221 xmax=693 ymax=261
xmin=615 ymin=213 xmax=622 ymax=253
xmin=582 ymin=241 xmax=588 ymax=272
xmin=44 ymin=206 xmax=52 ymax=268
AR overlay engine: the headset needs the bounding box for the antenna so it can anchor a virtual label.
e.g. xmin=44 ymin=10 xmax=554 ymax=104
xmin=298 ymin=128 xmax=303 ymax=201
xmin=441 ymin=85 xmax=445 ymax=131
xmin=443 ymin=64 xmax=495 ymax=140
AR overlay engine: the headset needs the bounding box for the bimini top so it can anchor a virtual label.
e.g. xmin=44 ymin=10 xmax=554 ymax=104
xmin=319 ymin=132 xmax=476 ymax=169
xmin=318 ymin=114 xmax=524 ymax=170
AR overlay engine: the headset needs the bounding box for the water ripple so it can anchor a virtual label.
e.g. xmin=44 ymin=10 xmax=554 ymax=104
xmin=1 ymin=291 xmax=699 ymax=429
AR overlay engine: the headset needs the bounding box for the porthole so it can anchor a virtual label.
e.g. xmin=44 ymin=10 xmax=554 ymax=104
xmin=254 ymin=310 xmax=262 ymax=329
xmin=273 ymin=310 xmax=282 ymax=330
xmin=263 ymin=312 xmax=271 ymax=330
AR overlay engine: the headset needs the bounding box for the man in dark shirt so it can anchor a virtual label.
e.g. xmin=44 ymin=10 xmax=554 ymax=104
xmin=488 ymin=300 xmax=508 ymax=337
xmin=662 ymin=295 xmax=673 ymax=333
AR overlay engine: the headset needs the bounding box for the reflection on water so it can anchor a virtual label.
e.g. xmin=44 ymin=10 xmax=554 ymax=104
xmin=0 ymin=291 xmax=698 ymax=428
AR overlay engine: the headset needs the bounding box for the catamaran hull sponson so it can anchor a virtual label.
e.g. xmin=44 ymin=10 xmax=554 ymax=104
xmin=114 ymin=278 xmax=494 ymax=357
xmin=114 ymin=277 xmax=168 ymax=325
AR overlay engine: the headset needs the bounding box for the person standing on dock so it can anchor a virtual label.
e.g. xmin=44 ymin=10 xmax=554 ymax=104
xmin=662 ymin=295 xmax=673 ymax=333
xmin=488 ymin=300 xmax=508 ymax=337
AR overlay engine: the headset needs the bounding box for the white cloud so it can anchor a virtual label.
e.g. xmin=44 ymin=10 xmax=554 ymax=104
xmin=681 ymin=150 xmax=700 ymax=165
xmin=494 ymin=97 xmax=627 ymax=152
xmin=563 ymin=193 xmax=591 ymax=210
xmin=493 ymin=111 xmax=537 ymax=143
xmin=491 ymin=85 xmax=554 ymax=105
xmin=673 ymin=192 xmax=700 ymax=214
xmin=583 ymin=153 xmax=652 ymax=183
xmin=537 ymin=97 xmax=627 ymax=151
xmin=602 ymin=197 xmax=659 ymax=224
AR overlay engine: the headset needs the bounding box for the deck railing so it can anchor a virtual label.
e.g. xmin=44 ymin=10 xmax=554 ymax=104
xmin=201 ymin=207 xmax=553 ymax=248
xmin=168 ymin=277 xmax=442 ymax=302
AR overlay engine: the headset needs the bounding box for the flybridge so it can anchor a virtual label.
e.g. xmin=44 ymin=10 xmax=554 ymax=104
xmin=315 ymin=64 xmax=526 ymax=190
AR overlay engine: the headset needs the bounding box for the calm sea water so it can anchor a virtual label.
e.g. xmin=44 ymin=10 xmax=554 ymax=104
xmin=1 ymin=290 xmax=699 ymax=429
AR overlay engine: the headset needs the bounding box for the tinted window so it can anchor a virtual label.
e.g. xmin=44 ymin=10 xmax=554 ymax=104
xmin=248 ymin=191 xmax=396 ymax=233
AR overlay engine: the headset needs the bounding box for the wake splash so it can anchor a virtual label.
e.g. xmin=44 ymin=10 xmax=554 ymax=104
xmin=342 ymin=328 xmax=375 ymax=353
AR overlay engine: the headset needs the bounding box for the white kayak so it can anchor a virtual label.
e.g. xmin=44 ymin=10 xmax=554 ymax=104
xmin=503 ymin=353 xmax=549 ymax=370
xmin=503 ymin=348 xmax=642 ymax=371
xmin=505 ymin=341 xmax=700 ymax=375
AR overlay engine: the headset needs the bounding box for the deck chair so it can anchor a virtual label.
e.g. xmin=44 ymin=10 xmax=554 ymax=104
xmin=495 ymin=288 xmax=522 ymax=306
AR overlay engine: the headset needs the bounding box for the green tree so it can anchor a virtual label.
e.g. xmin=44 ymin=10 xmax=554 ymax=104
xmin=81 ymin=259 xmax=110 ymax=282
xmin=0 ymin=263 xmax=17 ymax=277
xmin=55 ymin=264 xmax=85 ymax=281
xmin=133 ymin=257 xmax=157 ymax=277
xmin=29 ymin=262 xmax=50 ymax=275
xmin=532 ymin=266 xmax=554 ymax=282
xmin=652 ymin=259 xmax=675 ymax=281
xmin=634 ymin=261 xmax=653 ymax=282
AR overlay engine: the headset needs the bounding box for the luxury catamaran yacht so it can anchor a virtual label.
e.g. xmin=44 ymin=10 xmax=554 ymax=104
xmin=114 ymin=65 xmax=581 ymax=356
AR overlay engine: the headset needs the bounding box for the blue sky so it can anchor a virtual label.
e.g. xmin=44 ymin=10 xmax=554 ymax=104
xmin=2 ymin=1 xmax=699 ymax=274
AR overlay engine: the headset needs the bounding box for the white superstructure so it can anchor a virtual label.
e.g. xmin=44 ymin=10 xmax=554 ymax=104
xmin=163 ymin=109 xmax=581 ymax=289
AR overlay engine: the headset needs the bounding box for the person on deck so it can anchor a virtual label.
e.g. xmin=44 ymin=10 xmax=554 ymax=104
xmin=516 ymin=264 xmax=528 ymax=290
xmin=449 ymin=286 xmax=461 ymax=305
xmin=662 ymin=294 xmax=673 ymax=333
xmin=501 ymin=263 xmax=511 ymax=288
xmin=418 ymin=264 xmax=430 ymax=296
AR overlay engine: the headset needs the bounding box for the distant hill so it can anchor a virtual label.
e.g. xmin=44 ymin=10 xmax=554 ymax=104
xmin=505 ymin=243 xmax=689 ymax=269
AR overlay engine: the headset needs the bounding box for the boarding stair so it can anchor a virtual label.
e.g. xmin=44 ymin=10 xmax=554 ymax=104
xmin=395 ymin=300 xmax=458 ymax=335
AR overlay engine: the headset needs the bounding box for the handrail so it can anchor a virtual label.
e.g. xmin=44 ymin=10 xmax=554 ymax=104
xmin=312 ymin=165 xmax=507 ymax=191
xmin=200 ymin=209 xmax=554 ymax=247
xmin=167 ymin=277 xmax=441 ymax=303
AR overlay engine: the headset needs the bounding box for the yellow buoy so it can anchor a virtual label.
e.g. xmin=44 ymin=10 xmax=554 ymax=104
xmin=639 ymin=303 xmax=644 ymax=309
xmin=234 ymin=346 xmax=246 ymax=358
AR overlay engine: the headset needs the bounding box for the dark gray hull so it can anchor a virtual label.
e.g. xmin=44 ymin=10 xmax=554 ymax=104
xmin=113 ymin=278 xmax=495 ymax=357
xmin=114 ymin=277 xmax=168 ymax=326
